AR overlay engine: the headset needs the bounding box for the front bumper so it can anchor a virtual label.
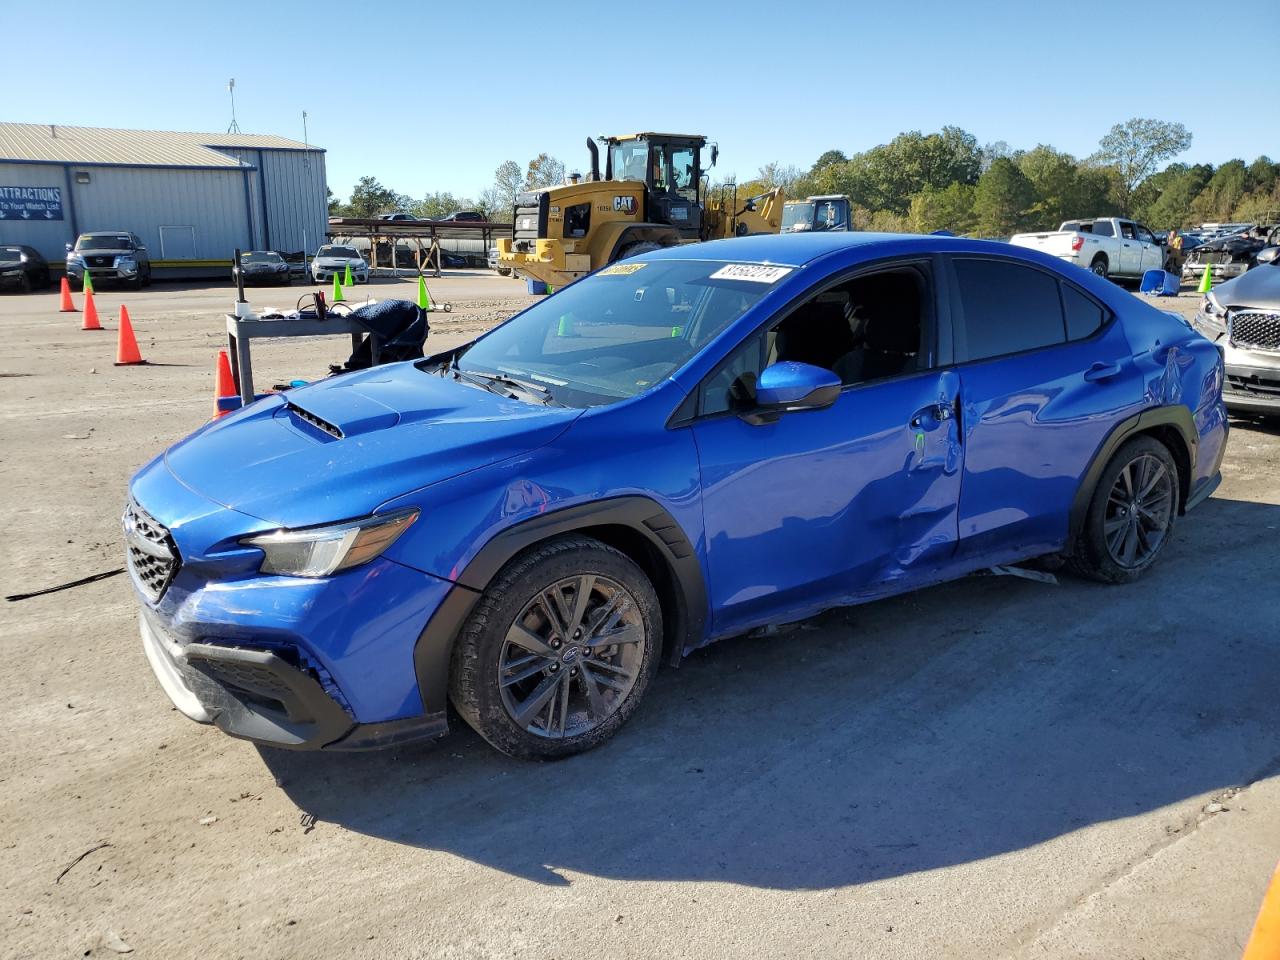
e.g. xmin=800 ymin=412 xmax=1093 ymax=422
xmin=1192 ymin=310 xmax=1280 ymax=413
xmin=312 ymin=266 xmax=368 ymax=282
xmin=67 ymin=263 xmax=139 ymax=282
xmin=496 ymin=237 xmax=591 ymax=287
xmin=126 ymin=463 xmax=458 ymax=749
xmin=1183 ymin=260 xmax=1248 ymax=280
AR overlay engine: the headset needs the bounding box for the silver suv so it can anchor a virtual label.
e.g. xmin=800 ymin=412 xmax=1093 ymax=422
xmin=66 ymin=232 xmax=152 ymax=290
xmin=1192 ymin=261 xmax=1280 ymax=415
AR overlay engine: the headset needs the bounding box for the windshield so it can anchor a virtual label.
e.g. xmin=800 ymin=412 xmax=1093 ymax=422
xmin=609 ymin=141 xmax=649 ymax=183
xmin=782 ymin=202 xmax=815 ymax=232
xmin=76 ymin=235 xmax=131 ymax=251
xmin=241 ymin=251 xmax=281 ymax=263
xmin=317 ymin=245 xmax=359 ymax=259
xmin=444 ymin=259 xmax=785 ymax=407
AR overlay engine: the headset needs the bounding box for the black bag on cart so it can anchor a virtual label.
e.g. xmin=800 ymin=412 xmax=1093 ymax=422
xmin=338 ymin=299 xmax=430 ymax=371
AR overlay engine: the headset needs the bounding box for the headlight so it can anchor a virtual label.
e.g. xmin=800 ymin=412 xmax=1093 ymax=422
xmin=114 ymin=255 xmax=137 ymax=269
xmin=241 ymin=509 xmax=418 ymax=578
xmin=1 ymin=268 xmax=20 ymax=277
xmin=67 ymin=253 xmax=85 ymax=266
xmin=277 ymin=263 xmax=288 ymax=271
xmin=1203 ymin=291 xmax=1225 ymax=317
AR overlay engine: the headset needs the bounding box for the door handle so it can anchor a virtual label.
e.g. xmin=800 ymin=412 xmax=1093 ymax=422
xmin=910 ymin=403 xmax=953 ymax=429
xmin=1083 ymin=361 xmax=1122 ymax=382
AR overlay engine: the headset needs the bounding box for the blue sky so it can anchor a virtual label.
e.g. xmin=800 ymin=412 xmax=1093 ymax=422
xmin=5 ymin=0 xmax=1276 ymax=202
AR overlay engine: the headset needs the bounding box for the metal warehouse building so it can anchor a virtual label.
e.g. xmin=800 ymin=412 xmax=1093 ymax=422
xmin=0 ymin=122 xmax=326 ymax=275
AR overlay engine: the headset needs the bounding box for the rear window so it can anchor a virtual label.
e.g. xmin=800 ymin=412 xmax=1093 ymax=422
xmin=953 ymin=258 xmax=1066 ymax=362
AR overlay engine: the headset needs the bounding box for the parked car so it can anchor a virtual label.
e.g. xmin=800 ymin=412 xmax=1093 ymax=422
xmin=232 ymin=250 xmax=291 ymax=286
xmin=310 ymin=244 xmax=369 ymax=283
xmin=487 ymin=246 xmax=512 ymax=276
xmin=0 ymin=244 xmax=51 ymax=292
xmin=66 ymin=232 xmax=151 ymax=290
xmin=1009 ymin=218 xmax=1164 ymax=281
xmin=1191 ymin=258 xmax=1280 ymax=415
xmin=440 ymin=210 xmax=484 ymax=222
xmin=123 ymin=233 xmax=1227 ymax=758
xmin=1182 ymin=226 xmax=1268 ymax=283
xmin=379 ymin=213 xmax=418 ymax=221
xmin=1257 ymin=226 xmax=1280 ymax=266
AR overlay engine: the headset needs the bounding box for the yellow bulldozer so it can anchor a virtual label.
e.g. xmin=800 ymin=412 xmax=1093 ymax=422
xmin=497 ymin=132 xmax=784 ymax=289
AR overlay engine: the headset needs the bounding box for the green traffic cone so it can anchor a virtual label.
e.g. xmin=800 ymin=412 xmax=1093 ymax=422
xmin=82 ymin=269 xmax=94 ymax=295
xmin=417 ymin=275 xmax=431 ymax=310
xmin=332 ymin=272 xmax=345 ymax=302
xmin=1198 ymin=263 xmax=1213 ymax=294
xmin=344 ymin=263 xmax=354 ymax=287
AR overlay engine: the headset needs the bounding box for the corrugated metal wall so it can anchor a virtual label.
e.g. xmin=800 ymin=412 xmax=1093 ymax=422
xmin=1 ymin=147 xmax=326 ymax=266
xmin=71 ymin=166 xmax=254 ymax=260
xmin=0 ymin=162 xmax=74 ymax=257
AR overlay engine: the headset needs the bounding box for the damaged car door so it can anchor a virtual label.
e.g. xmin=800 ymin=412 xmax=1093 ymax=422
xmin=690 ymin=260 xmax=964 ymax=638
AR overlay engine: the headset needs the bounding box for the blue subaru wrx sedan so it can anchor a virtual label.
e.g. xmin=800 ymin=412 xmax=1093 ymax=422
xmin=124 ymin=233 xmax=1227 ymax=758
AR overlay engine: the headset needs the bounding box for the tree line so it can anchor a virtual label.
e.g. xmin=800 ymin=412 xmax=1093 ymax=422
xmin=328 ymin=118 xmax=1279 ymax=235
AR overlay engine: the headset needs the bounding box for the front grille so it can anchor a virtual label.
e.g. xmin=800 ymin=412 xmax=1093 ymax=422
xmin=1225 ymin=373 xmax=1280 ymax=398
xmin=88 ymin=255 xmax=112 ymax=267
xmin=123 ymin=499 xmax=179 ymax=603
xmin=512 ymin=191 xmax=549 ymax=241
xmin=1228 ymin=310 xmax=1280 ymax=352
xmin=1191 ymin=250 xmax=1234 ymax=266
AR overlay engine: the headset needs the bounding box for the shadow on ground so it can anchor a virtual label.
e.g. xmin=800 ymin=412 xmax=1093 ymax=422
xmin=263 ymin=495 xmax=1280 ymax=889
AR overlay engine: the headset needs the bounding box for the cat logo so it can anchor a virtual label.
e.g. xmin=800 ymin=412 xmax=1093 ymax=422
xmin=612 ymin=196 xmax=637 ymax=214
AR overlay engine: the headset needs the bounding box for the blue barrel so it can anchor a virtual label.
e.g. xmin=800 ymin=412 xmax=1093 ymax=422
xmin=1140 ymin=269 xmax=1180 ymax=296
xmin=526 ymin=279 xmax=548 ymax=295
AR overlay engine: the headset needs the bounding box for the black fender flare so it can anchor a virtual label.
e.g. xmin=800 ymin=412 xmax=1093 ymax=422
xmin=1067 ymin=405 xmax=1198 ymax=549
xmin=412 ymin=496 xmax=707 ymax=718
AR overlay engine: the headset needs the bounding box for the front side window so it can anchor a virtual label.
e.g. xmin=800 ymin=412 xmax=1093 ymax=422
xmin=670 ymin=146 xmax=696 ymax=198
xmin=952 ymin=258 xmax=1066 ymax=362
xmin=698 ymin=265 xmax=931 ymax=416
xmin=445 ymin=260 xmax=777 ymax=407
xmin=609 ymin=141 xmax=649 ymax=184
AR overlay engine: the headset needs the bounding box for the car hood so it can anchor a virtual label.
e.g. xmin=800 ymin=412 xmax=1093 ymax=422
xmin=1193 ymin=234 xmax=1263 ymax=255
xmin=163 ymin=363 xmax=582 ymax=527
xmin=315 ymin=256 xmax=363 ymax=265
xmin=1215 ymin=262 xmax=1280 ymax=310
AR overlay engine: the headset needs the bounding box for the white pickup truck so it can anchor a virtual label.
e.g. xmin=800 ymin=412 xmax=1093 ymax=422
xmin=1009 ymin=217 xmax=1165 ymax=281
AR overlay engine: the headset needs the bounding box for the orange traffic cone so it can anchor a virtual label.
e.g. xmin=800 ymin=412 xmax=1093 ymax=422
xmin=213 ymin=349 xmax=237 ymax=418
xmin=81 ymin=288 xmax=102 ymax=331
xmin=114 ymin=305 xmax=145 ymax=366
xmin=59 ymin=276 xmax=78 ymax=313
xmin=1244 ymin=862 xmax=1280 ymax=960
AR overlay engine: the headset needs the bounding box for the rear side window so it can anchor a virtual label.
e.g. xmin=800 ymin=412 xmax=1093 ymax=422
xmin=1092 ymin=221 xmax=1114 ymax=237
xmin=1062 ymin=284 xmax=1105 ymax=340
xmin=953 ymin=258 xmax=1066 ymax=362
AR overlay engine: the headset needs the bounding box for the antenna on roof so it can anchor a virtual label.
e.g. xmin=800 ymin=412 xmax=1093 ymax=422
xmin=226 ymin=78 xmax=241 ymax=134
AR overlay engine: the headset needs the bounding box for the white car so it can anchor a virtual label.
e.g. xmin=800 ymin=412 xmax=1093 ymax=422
xmin=1009 ymin=217 xmax=1164 ymax=281
xmin=311 ymin=244 xmax=369 ymax=284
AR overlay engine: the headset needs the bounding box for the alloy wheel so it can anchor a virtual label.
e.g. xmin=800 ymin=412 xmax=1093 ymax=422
xmin=498 ymin=575 xmax=646 ymax=739
xmin=1104 ymin=453 xmax=1174 ymax=568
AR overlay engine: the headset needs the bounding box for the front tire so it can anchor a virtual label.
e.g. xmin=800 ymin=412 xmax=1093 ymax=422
xmin=616 ymin=240 xmax=663 ymax=262
xmin=450 ymin=536 xmax=661 ymax=759
xmin=1069 ymin=435 xmax=1178 ymax=584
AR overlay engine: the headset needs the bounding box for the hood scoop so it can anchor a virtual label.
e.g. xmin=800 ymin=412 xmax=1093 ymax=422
xmin=286 ymin=402 xmax=343 ymax=439
xmin=280 ymin=388 xmax=400 ymax=440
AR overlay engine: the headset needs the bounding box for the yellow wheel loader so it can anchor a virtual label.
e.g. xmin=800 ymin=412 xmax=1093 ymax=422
xmin=497 ymin=133 xmax=784 ymax=289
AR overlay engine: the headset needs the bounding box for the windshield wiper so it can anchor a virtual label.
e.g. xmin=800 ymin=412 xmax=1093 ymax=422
xmin=444 ymin=358 xmax=563 ymax=406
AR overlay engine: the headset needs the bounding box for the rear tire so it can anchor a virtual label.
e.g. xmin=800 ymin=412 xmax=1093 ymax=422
xmin=450 ymin=535 xmax=661 ymax=759
xmin=1090 ymin=256 xmax=1109 ymax=279
xmin=1068 ymin=435 xmax=1178 ymax=584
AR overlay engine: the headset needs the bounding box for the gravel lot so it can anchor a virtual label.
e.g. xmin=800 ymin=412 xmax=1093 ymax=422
xmin=1 ymin=276 xmax=1277 ymax=959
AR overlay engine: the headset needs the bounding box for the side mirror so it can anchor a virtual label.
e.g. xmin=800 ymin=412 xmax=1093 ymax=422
xmin=65 ymin=242 xmax=73 ymax=253
xmin=1258 ymin=247 xmax=1279 ymax=265
xmin=745 ymin=361 xmax=841 ymax=424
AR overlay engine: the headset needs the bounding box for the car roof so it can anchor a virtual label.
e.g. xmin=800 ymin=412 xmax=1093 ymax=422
xmin=639 ymin=231 xmax=1018 ymax=267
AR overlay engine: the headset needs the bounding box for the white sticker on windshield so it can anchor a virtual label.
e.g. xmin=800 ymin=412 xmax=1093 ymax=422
xmin=708 ymin=264 xmax=793 ymax=284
